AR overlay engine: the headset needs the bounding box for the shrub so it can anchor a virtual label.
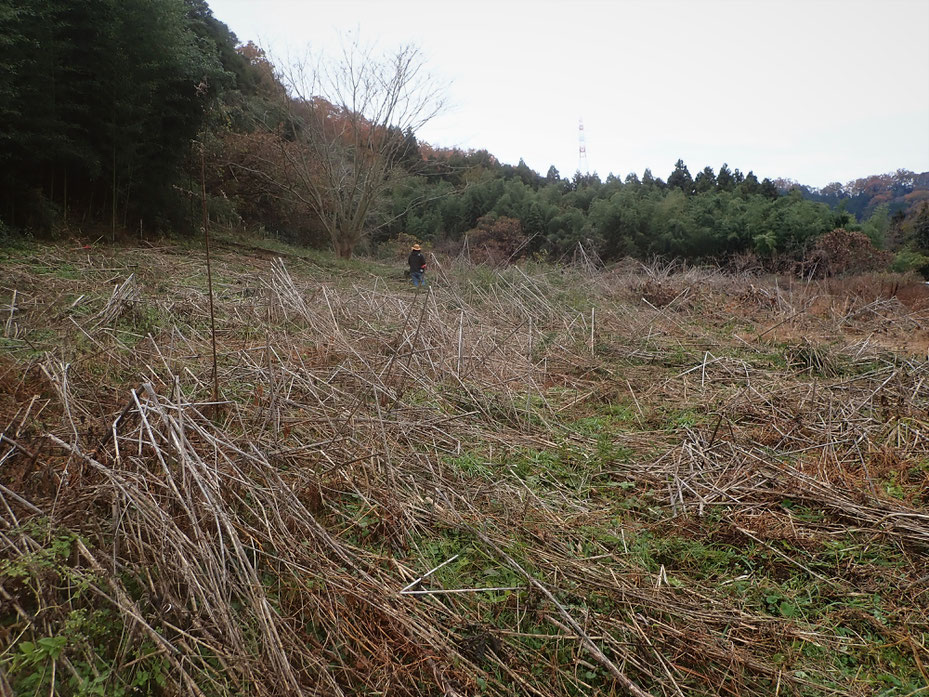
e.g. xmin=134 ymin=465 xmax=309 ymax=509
xmin=803 ymin=228 xmax=892 ymax=278
xmin=379 ymin=231 xmax=425 ymax=261
xmin=464 ymin=215 xmax=527 ymax=266
xmin=892 ymin=249 xmax=929 ymax=276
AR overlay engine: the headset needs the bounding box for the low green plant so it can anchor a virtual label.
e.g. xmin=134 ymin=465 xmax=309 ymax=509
xmin=1 ymin=522 xmax=170 ymax=697
xmin=891 ymin=249 xmax=929 ymax=275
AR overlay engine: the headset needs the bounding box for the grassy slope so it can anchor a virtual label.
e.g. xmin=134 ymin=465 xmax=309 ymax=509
xmin=1 ymin=234 xmax=928 ymax=696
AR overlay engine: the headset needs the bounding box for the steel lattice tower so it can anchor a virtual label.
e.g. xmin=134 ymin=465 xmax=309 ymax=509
xmin=578 ymin=118 xmax=589 ymax=174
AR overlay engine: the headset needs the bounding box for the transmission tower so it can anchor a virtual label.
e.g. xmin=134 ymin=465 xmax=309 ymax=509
xmin=578 ymin=118 xmax=589 ymax=174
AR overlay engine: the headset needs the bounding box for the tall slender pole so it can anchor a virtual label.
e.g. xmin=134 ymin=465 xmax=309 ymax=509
xmin=590 ymin=307 xmax=595 ymax=356
xmin=456 ymin=310 xmax=464 ymax=377
xmin=201 ymin=146 xmax=219 ymax=405
xmin=112 ymin=146 xmax=117 ymax=242
xmin=578 ymin=118 xmax=589 ymax=175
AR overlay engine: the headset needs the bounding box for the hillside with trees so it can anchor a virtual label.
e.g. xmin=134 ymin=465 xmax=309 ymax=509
xmin=776 ymin=170 xmax=929 ymax=221
xmin=1 ymin=0 xmax=928 ymax=272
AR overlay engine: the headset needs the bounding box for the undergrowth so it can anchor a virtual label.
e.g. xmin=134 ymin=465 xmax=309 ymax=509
xmin=0 ymin=237 xmax=927 ymax=696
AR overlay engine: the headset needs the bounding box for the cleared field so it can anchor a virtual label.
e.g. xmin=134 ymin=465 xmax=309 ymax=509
xmin=1 ymin=236 xmax=928 ymax=696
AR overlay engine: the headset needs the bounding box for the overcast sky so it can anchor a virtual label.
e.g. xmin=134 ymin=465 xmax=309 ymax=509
xmin=208 ymin=0 xmax=929 ymax=188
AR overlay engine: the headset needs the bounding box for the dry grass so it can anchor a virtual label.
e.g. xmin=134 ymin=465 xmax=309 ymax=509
xmin=1 ymin=237 xmax=928 ymax=696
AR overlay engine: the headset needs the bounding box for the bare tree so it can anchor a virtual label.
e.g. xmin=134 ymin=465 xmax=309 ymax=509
xmin=275 ymin=38 xmax=446 ymax=258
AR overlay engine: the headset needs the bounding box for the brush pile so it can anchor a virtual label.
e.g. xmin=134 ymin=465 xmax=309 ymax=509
xmin=1 ymin=240 xmax=928 ymax=696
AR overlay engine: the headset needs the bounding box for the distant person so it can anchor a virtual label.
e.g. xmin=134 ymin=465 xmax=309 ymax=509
xmin=408 ymin=243 xmax=426 ymax=287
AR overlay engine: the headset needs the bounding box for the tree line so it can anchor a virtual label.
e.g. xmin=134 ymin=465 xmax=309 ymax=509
xmin=1 ymin=0 xmax=927 ymax=273
xmin=379 ymin=155 xmax=929 ymax=272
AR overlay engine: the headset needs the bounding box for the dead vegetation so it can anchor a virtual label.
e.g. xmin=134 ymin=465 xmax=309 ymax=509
xmin=1 ymin=237 xmax=928 ymax=696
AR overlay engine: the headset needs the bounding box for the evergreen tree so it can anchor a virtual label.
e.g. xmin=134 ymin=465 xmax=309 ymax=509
xmin=739 ymin=172 xmax=761 ymax=197
xmin=693 ymin=166 xmax=717 ymax=194
xmin=717 ymin=163 xmax=735 ymax=191
xmin=515 ymin=158 xmax=539 ymax=188
xmin=760 ymin=177 xmax=779 ymax=200
xmin=667 ymin=159 xmax=693 ymax=195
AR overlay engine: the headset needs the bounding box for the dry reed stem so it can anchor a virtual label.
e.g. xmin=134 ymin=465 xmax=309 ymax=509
xmin=1 ymin=245 xmax=927 ymax=695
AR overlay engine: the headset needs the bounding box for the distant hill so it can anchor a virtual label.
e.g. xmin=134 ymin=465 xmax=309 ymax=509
xmin=775 ymin=169 xmax=929 ymax=221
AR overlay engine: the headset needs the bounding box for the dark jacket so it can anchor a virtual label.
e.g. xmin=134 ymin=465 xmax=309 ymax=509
xmin=408 ymin=250 xmax=426 ymax=273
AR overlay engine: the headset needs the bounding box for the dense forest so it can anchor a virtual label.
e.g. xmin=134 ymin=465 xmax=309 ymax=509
xmin=2 ymin=0 xmax=928 ymax=273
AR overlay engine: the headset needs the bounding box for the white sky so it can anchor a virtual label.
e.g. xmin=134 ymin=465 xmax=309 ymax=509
xmin=208 ymin=0 xmax=929 ymax=188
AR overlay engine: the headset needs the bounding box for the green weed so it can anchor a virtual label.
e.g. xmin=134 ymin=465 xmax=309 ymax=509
xmin=1 ymin=521 xmax=170 ymax=696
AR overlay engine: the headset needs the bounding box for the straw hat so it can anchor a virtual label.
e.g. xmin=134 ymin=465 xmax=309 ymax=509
xmin=411 ymin=243 xmax=421 ymax=250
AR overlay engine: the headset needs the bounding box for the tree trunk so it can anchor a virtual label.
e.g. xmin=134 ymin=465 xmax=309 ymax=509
xmin=333 ymin=232 xmax=354 ymax=259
